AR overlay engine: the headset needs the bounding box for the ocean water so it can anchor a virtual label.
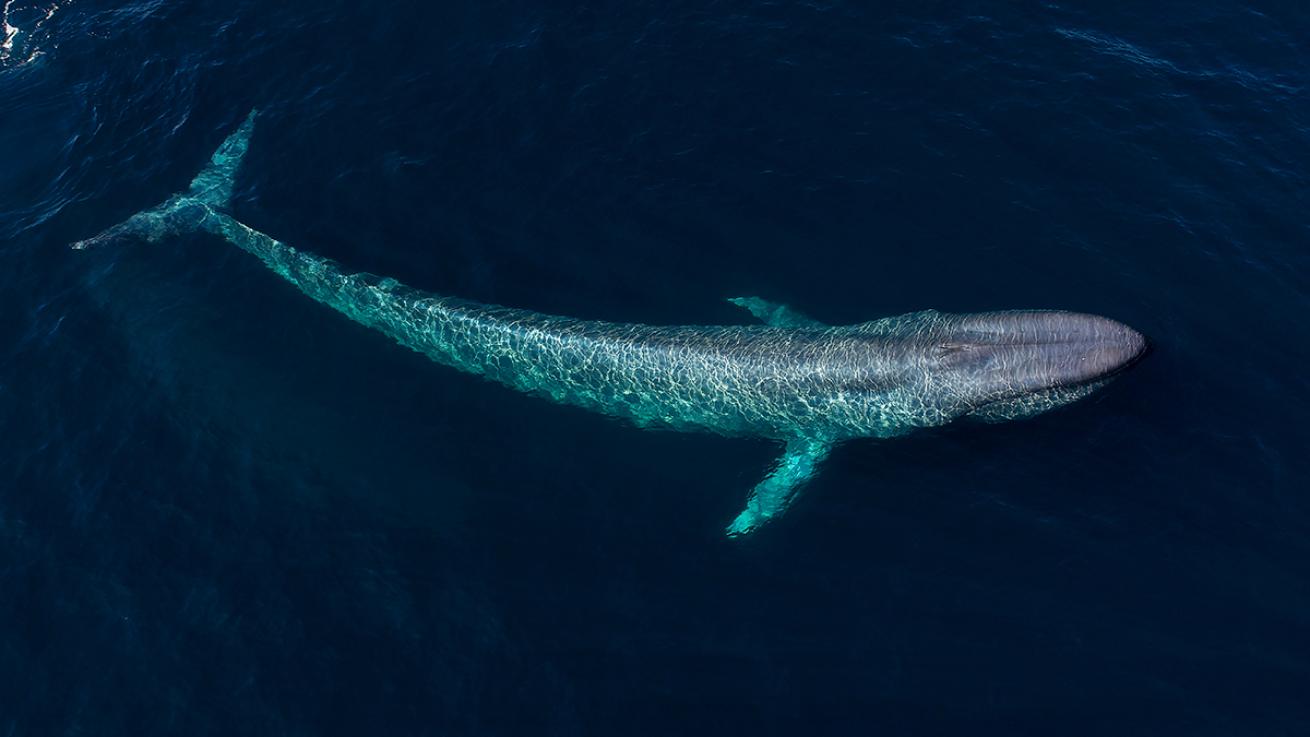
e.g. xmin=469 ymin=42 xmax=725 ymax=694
xmin=2 ymin=0 xmax=1309 ymax=734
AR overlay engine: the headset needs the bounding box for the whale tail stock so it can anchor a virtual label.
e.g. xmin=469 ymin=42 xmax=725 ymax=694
xmin=71 ymin=109 xmax=258 ymax=250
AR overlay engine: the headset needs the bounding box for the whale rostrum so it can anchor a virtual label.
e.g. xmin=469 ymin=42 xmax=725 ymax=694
xmin=74 ymin=112 xmax=1149 ymax=536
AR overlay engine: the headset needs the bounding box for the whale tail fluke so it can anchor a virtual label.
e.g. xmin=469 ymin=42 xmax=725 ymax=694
xmin=71 ymin=109 xmax=259 ymax=250
xmin=186 ymin=109 xmax=258 ymax=209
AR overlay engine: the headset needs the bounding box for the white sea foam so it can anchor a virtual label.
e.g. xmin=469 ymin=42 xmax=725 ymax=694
xmin=2 ymin=0 xmax=65 ymax=64
xmin=1 ymin=0 xmax=19 ymax=55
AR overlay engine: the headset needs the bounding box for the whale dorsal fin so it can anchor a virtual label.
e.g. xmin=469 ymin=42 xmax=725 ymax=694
xmin=726 ymin=438 xmax=834 ymax=536
xmin=727 ymin=296 xmax=826 ymax=328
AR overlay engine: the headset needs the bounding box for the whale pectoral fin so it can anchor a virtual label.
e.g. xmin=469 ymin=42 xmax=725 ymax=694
xmin=726 ymin=439 xmax=834 ymax=537
xmin=726 ymin=296 xmax=826 ymax=328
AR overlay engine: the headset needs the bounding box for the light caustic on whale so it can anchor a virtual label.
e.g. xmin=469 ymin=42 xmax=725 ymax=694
xmin=74 ymin=112 xmax=1150 ymax=536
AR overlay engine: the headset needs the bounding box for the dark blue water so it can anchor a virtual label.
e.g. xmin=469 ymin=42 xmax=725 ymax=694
xmin=3 ymin=1 xmax=1309 ymax=734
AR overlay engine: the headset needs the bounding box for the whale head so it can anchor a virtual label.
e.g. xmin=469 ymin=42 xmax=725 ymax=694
xmin=920 ymin=310 xmax=1149 ymax=422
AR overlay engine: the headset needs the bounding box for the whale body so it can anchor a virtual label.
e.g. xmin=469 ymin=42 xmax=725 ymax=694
xmin=75 ymin=112 xmax=1149 ymax=535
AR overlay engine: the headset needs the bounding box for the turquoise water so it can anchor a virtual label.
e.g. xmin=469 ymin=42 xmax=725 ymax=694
xmin=2 ymin=1 xmax=1309 ymax=734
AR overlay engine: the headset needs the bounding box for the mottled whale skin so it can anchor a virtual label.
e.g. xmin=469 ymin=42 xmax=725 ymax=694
xmin=75 ymin=112 xmax=1149 ymax=535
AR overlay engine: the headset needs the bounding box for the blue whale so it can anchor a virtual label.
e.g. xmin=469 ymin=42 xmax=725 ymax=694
xmin=74 ymin=112 xmax=1149 ymax=535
